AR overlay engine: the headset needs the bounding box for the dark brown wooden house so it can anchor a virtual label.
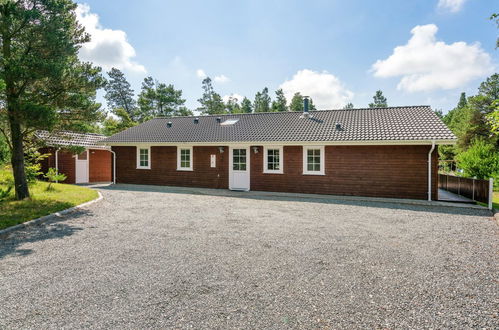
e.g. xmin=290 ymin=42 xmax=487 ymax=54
xmin=100 ymin=106 xmax=456 ymax=200
xmin=36 ymin=131 xmax=113 ymax=184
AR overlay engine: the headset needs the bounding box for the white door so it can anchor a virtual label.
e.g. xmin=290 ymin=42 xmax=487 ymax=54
xmin=75 ymin=150 xmax=89 ymax=183
xmin=229 ymin=147 xmax=250 ymax=191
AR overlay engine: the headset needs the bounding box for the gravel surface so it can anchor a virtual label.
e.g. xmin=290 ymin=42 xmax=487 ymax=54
xmin=1 ymin=184 xmax=497 ymax=329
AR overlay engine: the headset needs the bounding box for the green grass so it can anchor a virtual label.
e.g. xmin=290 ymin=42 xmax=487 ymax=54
xmin=0 ymin=166 xmax=98 ymax=230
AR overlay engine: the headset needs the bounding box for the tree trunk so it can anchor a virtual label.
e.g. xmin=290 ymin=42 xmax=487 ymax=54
xmin=9 ymin=116 xmax=30 ymax=200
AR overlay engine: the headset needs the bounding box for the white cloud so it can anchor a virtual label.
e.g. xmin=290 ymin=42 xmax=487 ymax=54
xmin=437 ymin=0 xmax=467 ymax=13
xmin=196 ymin=69 xmax=207 ymax=79
xmin=371 ymin=24 xmax=492 ymax=92
xmin=214 ymin=74 xmax=230 ymax=83
xmin=222 ymin=93 xmax=244 ymax=103
xmin=76 ymin=4 xmax=146 ymax=73
xmin=279 ymin=69 xmax=354 ymax=109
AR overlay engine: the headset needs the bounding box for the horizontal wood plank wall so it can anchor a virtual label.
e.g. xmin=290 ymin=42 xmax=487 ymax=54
xmin=250 ymin=145 xmax=438 ymax=200
xmin=89 ymin=149 xmax=112 ymax=182
xmin=38 ymin=147 xmax=76 ymax=184
xmin=113 ymin=146 xmax=229 ymax=189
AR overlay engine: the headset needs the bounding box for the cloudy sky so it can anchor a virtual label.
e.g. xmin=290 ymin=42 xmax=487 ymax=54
xmin=76 ymin=0 xmax=497 ymax=113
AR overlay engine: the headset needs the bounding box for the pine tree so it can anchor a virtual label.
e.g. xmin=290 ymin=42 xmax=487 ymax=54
xmin=271 ymin=89 xmax=287 ymax=112
xmin=137 ymin=77 xmax=186 ymax=121
xmin=197 ymin=77 xmax=225 ymax=114
xmin=0 ymin=0 xmax=105 ymax=199
xmin=254 ymin=87 xmax=271 ymax=112
xmin=368 ymin=90 xmax=388 ymax=108
xmin=225 ymin=96 xmax=242 ymax=113
xmin=343 ymin=103 xmax=354 ymax=109
xmin=104 ymin=68 xmax=137 ymax=120
xmin=457 ymin=92 xmax=467 ymax=109
xmin=241 ymin=97 xmax=253 ymax=113
xmin=289 ymin=92 xmax=304 ymax=112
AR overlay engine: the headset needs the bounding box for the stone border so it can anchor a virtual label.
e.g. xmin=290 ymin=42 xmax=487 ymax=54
xmin=0 ymin=191 xmax=103 ymax=238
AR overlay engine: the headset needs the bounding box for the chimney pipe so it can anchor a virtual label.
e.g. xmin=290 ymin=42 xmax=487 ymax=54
xmin=303 ymin=96 xmax=310 ymax=113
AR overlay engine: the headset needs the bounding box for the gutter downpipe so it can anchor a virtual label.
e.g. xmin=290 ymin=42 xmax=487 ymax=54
xmin=55 ymin=148 xmax=60 ymax=183
xmin=110 ymin=149 xmax=116 ymax=184
xmin=428 ymin=140 xmax=436 ymax=201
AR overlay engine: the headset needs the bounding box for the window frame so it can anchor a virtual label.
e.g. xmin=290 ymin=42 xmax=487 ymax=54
xmin=302 ymin=146 xmax=325 ymax=175
xmin=136 ymin=146 xmax=151 ymax=169
xmin=177 ymin=146 xmax=193 ymax=171
xmin=263 ymin=146 xmax=284 ymax=174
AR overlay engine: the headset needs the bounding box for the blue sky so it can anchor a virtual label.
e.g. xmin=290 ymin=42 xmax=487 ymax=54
xmin=76 ymin=0 xmax=497 ymax=113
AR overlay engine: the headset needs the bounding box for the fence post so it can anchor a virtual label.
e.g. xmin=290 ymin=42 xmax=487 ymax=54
xmin=472 ymin=178 xmax=475 ymax=201
xmin=488 ymin=178 xmax=494 ymax=210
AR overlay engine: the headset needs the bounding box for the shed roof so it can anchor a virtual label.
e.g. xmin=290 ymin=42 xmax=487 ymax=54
xmin=101 ymin=106 xmax=456 ymax=144
xmin=35 ymin=130 xmax=110 ymax=149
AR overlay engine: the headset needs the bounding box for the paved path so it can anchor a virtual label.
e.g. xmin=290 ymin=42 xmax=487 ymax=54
xmin=1 ymin=184 xmax=497 ymax=329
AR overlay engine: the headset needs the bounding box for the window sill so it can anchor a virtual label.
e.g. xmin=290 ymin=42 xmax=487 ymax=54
xmin=302 ymin=172 xmax=325 ymax=176
xmin=263 ymin=171 xmax=283 ymax=174
xmin=177 ymin=168 xmax=193 ymax=171
xmin=137 ymin=167 xmax=151 ymax=170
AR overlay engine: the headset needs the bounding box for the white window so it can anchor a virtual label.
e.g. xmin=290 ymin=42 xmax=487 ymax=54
xmin=136 ymin=146 xmax=151 ymax=169
xmin=177 ymin=146 xmax=193 ymax=171
xmin=263 ymin=146 xmax=283 ymax=174
xmin=303 ymin=146 xmax=325 ymax=175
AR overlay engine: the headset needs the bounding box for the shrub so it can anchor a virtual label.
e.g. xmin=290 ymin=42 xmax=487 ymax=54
xmin=43 ymin=168 xmax=67 ymax=191
xmin=456 ymin=139 xmax=499 ymax=180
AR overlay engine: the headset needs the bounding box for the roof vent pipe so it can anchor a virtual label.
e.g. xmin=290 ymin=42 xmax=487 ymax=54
xmin=303 ymin=96 xmax=310 ymax=113
xmin=335 ymin=123 xmax=342 ymax=130
xmin=216 ymin=117 xmax=221 ymax=123
xmin=300 ymin=96 xmax=312 ymax=119
xmin=167 ymin=121 xmax=172 ymax=128
xmin=194 ymin=117 xmax=199 ymax=124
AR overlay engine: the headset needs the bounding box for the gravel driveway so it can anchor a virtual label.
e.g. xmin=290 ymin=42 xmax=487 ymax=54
xmin=1 ymin=184 xmax=497 ymax=329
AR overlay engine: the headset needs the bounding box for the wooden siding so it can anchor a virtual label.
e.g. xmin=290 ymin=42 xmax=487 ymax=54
xmin=251 ymin=145 xmax=438 ymax=200
xmin=39 ymin=147 xmax=76 ymax=184
xmin=113 ymin=146 xmax=229 ymax=189
xmin=89 ymin=149 xmax=112 ymax=182
xmin=112 ymin=144 xmax=438 ymax=200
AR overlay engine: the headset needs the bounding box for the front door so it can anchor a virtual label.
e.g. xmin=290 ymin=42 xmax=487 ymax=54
xmin=229 ymin=147 xmax=250 ymax=191
xmin=75 ymin=150 xmax=89 ymax=183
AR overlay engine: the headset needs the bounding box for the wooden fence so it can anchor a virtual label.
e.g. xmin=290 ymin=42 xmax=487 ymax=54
xmin=438 ymin=174 xmax=491 ymax=205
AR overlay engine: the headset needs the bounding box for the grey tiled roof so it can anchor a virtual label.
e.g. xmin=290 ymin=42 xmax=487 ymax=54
xmin=101 ymin=106 xmax=456 ymax=144
xmin=35 ymin=130 xmax=110 ymax=149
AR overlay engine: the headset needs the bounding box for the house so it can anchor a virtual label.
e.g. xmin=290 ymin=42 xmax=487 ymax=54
xmin=100 ymin=105 xmax=456 ymax=200
xmin=36 ymin=130 xmax=114 ymax=184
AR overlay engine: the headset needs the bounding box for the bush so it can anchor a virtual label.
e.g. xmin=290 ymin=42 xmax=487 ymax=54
xmin=43 ymin=168 xmax=67 ymax=191
xmin=456 ymin=139 xmax=499 ymax=180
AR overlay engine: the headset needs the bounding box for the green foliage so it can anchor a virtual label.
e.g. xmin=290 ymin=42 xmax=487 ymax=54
xmin=197 ymin=77 xmax=225 ymax=115
xmin=137 ymin=77 xmax=186 ymax=121
xmin=43 ymin=168 xmax=67 ymax=191
xmin=343 ymin=103 xmax=354 ymax=109
xmin=254 ymin=87 xmax=271 ymax=113
xmin=271 ymin=89 xmax=287 ymax=112
xmin=434 ymin=109 xmax=443 ymax=119
xmin=456 ymin=139 xmax=499 ymax=180
xmin=491 ymin=13 xmax=499 ymax=48
xmin=241 ymin=97 xmax=253 ymax=113
xmin=24 ymin=148 xmax=48 ymax=185
xmin=225 ymin=96 xmax=242 ymax=114
xmin=102 ymin=108 xmax=137 ymax=136
xmin=487 ymin=103 xmax=499 ymax=136
xmin=289 ymin=92 xmax=317 ymax=112
xmin=0 ymin=0 xmax=105 ymax=199
xmin=0 ymin=134 xmax=9 ymax=164
xmin=457 ymin=92 xmax=467 ymax=109
xmin=104 ymin=68 xmax=138 ymax=120
xmin=369 ymin=90 xmax=388 ymax=108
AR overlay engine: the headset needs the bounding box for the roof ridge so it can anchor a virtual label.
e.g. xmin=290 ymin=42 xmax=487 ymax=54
xmin=151 ymin=106 xmax=432 ymax=120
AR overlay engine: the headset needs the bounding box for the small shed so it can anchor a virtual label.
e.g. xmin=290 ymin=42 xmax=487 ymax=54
xmin=36 ymin=130 xmax=113 ymax=184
